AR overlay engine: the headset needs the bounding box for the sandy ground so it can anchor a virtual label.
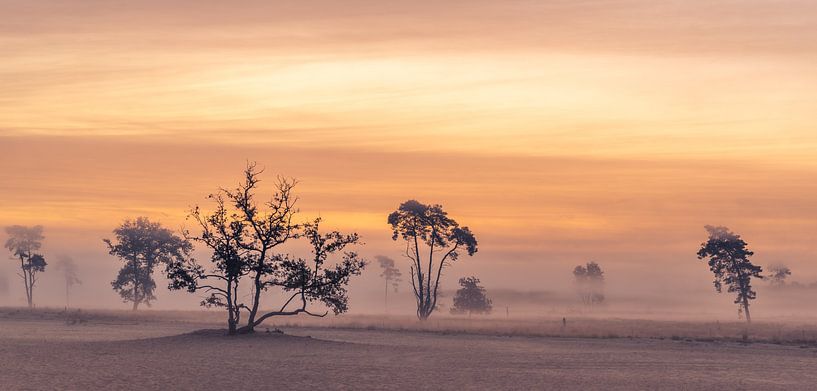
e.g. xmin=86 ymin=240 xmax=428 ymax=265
xmin=2 ymin=310 xmax=817 ymax=390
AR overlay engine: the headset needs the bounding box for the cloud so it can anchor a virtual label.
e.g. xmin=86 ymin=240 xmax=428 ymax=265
xmin=3 ymin=0 xmax=817 ymax=298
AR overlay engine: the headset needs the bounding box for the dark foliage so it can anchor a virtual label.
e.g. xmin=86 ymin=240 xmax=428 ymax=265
xmin=450 ymin=276 xmax=492 ymax=316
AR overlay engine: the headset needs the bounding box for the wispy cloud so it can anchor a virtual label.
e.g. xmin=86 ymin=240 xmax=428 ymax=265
xmin=3 ymin=0 xmax=817 ymax=300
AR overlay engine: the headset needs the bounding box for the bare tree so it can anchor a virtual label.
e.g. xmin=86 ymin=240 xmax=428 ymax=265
xmin=4 ymin=225 xmax=47 ymax=308
xmin=104 ymin=217 xmax=192 ymax=310
xmin=767 ymin=264 xmax=791 ymax=287
xmin=55 ymin=255 xmax=82 ymax=309
xmin=376 ymin=255 xmax=402 ymax=313
xmin=697 ymin=225 xmax=763 ymax=324
xmin=388 ymin=200 xmax=478 ymax=320
xmin=166 ymin=163 xmax=366 ymax=334
xmin=573 ymin=261 xmax=604 ymax=306
xmin=450 ymin=276 xmax=492 ymax=316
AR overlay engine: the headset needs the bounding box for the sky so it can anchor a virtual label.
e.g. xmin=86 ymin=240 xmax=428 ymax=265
xmin=1 ymin=0 xmax=816 ymax=315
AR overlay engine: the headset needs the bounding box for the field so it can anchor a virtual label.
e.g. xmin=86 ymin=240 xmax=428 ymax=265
xmin=2 ymin=308 xmax=817 ymax=390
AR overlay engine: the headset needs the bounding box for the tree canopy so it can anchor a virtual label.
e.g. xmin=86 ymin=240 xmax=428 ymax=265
xmin=450 ymin=276 xmax=492 ymax=316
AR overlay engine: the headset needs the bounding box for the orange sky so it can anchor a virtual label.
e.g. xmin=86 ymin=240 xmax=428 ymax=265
xmin=1 ymin=0 xmax=816 ymax=311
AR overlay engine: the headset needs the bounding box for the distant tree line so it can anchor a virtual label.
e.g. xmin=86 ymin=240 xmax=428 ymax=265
xmin=2 ymin=163 xmax=800 ymax=328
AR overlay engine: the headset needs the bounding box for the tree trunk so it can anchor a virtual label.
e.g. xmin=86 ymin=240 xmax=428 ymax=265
xmin=26 ymin=283 xmax=33 ymax=308
xmin=132 ymin=260 xmax=140 ymax=311
xmin=26 ymin=271 xmax=33 ymax=308
xmin=226 ymin=280 xmax=237 ymax=335
xmin=743 ymin=298 xmax=752 ymax=324
xmin=228 ymin=318 xmax=237 ymax=335
xmin=21 ymin=256 xmax=33 ymax=308
xmin=384 ymin=280 xmax=389 ymax=314
xmin=245 ymin=268 xmax=265 ymax=333
xmin=417 ymin=299 xmax=432 ymax=320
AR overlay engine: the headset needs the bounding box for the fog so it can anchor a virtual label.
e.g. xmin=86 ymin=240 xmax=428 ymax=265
xmin=2 ymin=220 xmax=816 ymax=324
xmin=1 ymin=135 xmax=815 ymax=323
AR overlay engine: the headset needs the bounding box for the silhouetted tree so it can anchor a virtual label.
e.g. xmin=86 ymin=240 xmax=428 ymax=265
xmin=388 ymin=200 xmax=478 ymax=320
xmin=55 ymin=255 xmax=81 ymax=309
xmin=573 ymin=261 xmax=604 ymax=306
xmin=166 ymin=163 xmax=366 ymax=334
xmin=697 ymin=225 xmax=763 ymax=323
xmin=376 ymin=255 xmax=402 ymax=313
xmin=104 ymin=217 xmax=191 ymax=310
xmin=4 ymin=225 xmax=47 ymax=307
xmin=767 ymin=264 xmax=791 ymax=287
xmin=450 ymin=276 xmax=492 ymax=316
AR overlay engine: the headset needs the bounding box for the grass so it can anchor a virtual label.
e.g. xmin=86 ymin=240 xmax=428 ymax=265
xmin=3 ymin=306 xmax=817 ymax=346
